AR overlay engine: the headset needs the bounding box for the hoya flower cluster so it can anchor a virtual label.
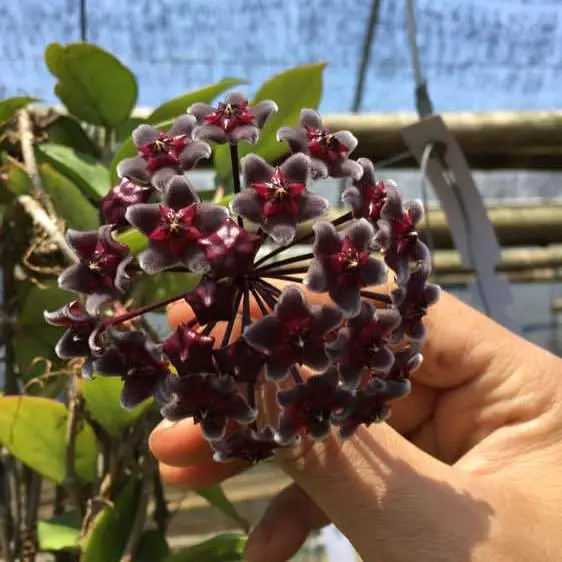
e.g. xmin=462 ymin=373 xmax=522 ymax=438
xmin=46 ymin=92 xmax=439 ymax=464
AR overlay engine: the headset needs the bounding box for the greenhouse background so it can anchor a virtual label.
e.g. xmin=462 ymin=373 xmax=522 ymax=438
xmin=2 ymin=1 xmax=562 ymax=561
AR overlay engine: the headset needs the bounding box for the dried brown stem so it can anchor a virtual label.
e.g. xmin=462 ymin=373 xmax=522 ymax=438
xmin=65 ymin=381 xmax=84 ymax=517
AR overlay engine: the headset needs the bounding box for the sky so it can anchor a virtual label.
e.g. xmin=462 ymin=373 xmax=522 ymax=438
xmin=2 ymin=0 xmax=562 ymax=113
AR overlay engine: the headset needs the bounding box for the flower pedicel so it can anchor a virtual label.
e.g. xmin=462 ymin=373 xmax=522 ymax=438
xmin=46 ymin=95 xmax=440 ymax=464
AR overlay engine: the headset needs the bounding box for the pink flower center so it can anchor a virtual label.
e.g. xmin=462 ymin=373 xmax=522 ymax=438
xmin=138 ymin=133 xmax=187 ymax=172
xmin=328 ymin=237 xmax=369 ymax=279
xmin=364 ymin=181 xmax=387 ymax=221
xmin=252 ymin=169 xmax=306 ymax=217
xmin=204 ymin=102 xmax=255 ymax=132
xmin=87 ymin=242 xmax=123 ymax=286
xmin=391 ymin=211 xmax=418 ymax=254
xmin=149 ymin=205 xmax=201 ymax=256
xmin=305 ymin=126 xmax=348 ymax=163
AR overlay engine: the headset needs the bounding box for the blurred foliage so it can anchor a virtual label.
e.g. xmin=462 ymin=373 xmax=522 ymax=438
xmin=0 ymin=40 xmax=324 ymax=561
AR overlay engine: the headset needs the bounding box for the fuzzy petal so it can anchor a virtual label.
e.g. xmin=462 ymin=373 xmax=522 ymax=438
xmin=132 ymin=124 xmax=159 ymax=146
xmin=193 ymin=124 xmax=228 ymax=144
xmin=406 ymin=199 xmax=424 ymax=225
xmin=311 ymin=304 xmax=343 ymax=334
xmin=243 ymin=316 xmax=281 ymax=352
xmin=252 ymin=100 xmax=278 ymax=128
xmin=163 ymin=176 xmax=199 ymax=208
xmin=341 ymin=185 xmax=362 ymax=214
xmin=266 ymin=355 xmax=294 ymax=381
xmin=304 ymin=260 xmax=328 ymax=292
xmin=178 ymin=141 xmax=212 ymax=170
xmin=263 ymin=216 xmax=297 ymax=245
xmin=138 ymin=245 xmax=179 ymax=274
xmin=201 ymin=418 xmax=227 ymax=441
xmin=196 ymin=203 xmax=229 ymax=234
xmin=168 ymin=114 xmax=196 ymax=137
xmin=346 ymin=218 xmax=375 ymax=250
xmin=312 ymin=221 xmax=342 ymax=256
xmin=297 ymin=193 xmax=329 ymax=222
xmin=276 ymin=126 xmax=308 ymax=153
xmin=182 ymin=246 xmax=210 ymax=274
xmin=280 ymin=153 xmax=310 ymax=184
xmin=357 ymin=158 xmax=376 ymax=184
xmin=230 ymin=190 xmax=264 ymax=224
xmin=339 ymin=362 xmax=364 ymax=389
xmin=242 ymin=154 xmax=275 ymax=186
xmin=118 ymin=156 xmax=150 ymax=184
xmin=125 ymin=204 xmax=161 ymax=236
xmin=151 ymin=168 xmax=178 ymax=191
xmin=65 ymin=229 xmax=99 ymax=258
xmin=299 ymin=108 xmax=323 ymax=129
xmin=121 ymin=377 xmax=157 ymax=409
xmin=329 ymin=285 xmax=361 ymax=318
xmin=361 ymin=257 xmax=387 ymax=286
xmin=228 ymin=124 xmax=259 ymax=144
xmin=309 ymin=157 xmax=329 ymax=179
xmin=333 ymin=130 xmax=358 ymax=153
xmin=301 ymin=344 xmax=329 ymax=372
xmin=331 ymin=159 xmax=363 ymax=180
xmin=188 ymin=102 xmax=216 ymax=120
xmin=275 ymin=286 xmax=309 ymax=323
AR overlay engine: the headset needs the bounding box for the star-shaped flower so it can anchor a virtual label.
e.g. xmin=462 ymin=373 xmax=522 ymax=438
xmin=100 ymin=178 xmax=152 ymax=229
xmin=276 ymin=367 xmax=353 ymax=444
xmin=161 ymin=374 xmax=256 ymax=441
xmin=244 ymin=286 xmax=343 ymax=381
xmin=304 ymin=219 xmax=387 ymax=317
xmin=126 ymin=176 xmax=228 ymax=274
xmin=327 ymin=302 xmax=401 ymax=389
xmin=213 ymin=337 xmax=268 ymax=384
xmin=162 ymin=324 xmax=215 ymax=374
xmin=277 ymin=109 xmax=362 ymax=180
xmin=211 ymin=427 xmax=279 ymax=464
xmin=93 ymin=330 xmax=171 ymax=408
xmin=117 ymin=115 xmax=211 ymax=189
xmin=58 ymin=225 xmax=133 ymax=314
xmin=189 ymin=92 xmax=277 ymax=145
xmin=231 ymin=153 xmax=328 ymax=245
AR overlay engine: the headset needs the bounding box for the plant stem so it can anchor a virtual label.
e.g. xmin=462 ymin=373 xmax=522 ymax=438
xmin=221 ymin=289 xmax=243 ymax=347
xmin=290 ymin=366 xmax=303 ymax=384
xmin=201 ymin=322 xmax=217 ymax=336
xmin=152 ymin=468 xmax=169 ymax=533
xmin=261 ymin=274 xmax=304 ymax=284
xmin=241 ymin=284 xmax=257 ymax=428
xmin=254 ymin=211 xmax=353 ymax=267
xmin=253 ymin=281 xmax=279 ymax=311
xmin=249 ymin=284 xmax=268 ymax=316
xmin=65 ymin=381 xmax=84 ymax=517
xmin=0 ymin=454 xmax=14 ymax=562
xmin=360 ymin=290 xmax=392 ymax=304
xmin=254 ymin=278 xmax=281 ymax=297
xmin=257 ymin=252 xmax=313 ymax=272
xmin=260 ymin=266 xmax=310 ymax=277
xmin=229 ymin=144 xmax=244 ymax=227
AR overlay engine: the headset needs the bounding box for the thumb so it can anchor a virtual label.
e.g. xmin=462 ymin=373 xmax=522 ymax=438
xmin=276 ymin=423 xmax=493 ymax=561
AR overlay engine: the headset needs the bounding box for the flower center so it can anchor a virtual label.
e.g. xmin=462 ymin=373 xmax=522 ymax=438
xmin=252 ymin=169 xmax=306 ymax=217
xmin=306 ymin=126 xmax=348 ymax=162
xmin=205 ymin=102 xmax=255 ymax=132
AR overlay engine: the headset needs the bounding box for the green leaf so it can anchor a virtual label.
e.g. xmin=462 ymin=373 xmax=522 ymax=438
xmin=0 ymin=96 xmax=39 ymax=127
xmin=115 ymin=227 xmax=148 ymax=254
xmin=110 ymin=78 xmax=243 ymax=184
xmin=196 ymin=486 xmax=249 ymax=533
xmin=115 ymin=117 xmax=144 ymax=143
xmin=132 ymin=272 xmax=202 ymax=306
xmin=37 ymin=143 xmax=110 ymax=200
xmin=79 ymin=376 xmax=152 ymax=438
xmin=214 ymin=63 xmax=326 ymax=182
xmin=81 ymin=479 xmax=140 ymax=562
xmin=147 ymin=78 xmax=245 ymax=125
xmin=3 ymin=161 xmax=32 ymax=197
xmin=45 ymin=42 xmax=137 ymax=127
xmin=39 ymin=162 xmax=99 ymax=229
xmin=14 ymin=281 xmax=71 ymax=379
xmin=38 ymin=510 xmax=81 ymax=551
xmin=165 ymin=534 xmax=247 ymax=562
xmin=0 ymin=396 xmax=98 ymax=483
xmin=135 ymin=530 xmax=170 ymax=562
xmin=46 ymin=115 xmax=101 ymax=158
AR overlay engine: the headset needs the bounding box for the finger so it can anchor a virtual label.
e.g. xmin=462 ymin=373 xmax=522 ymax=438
xmin=244 ymin=483 xmax=329 ymax=562
xmin=149 ymin=418 xmax=214 ymax=466
xmin=159 ymin=457 xmax=248 ymax=489
xmin=277 ymin=423 xmax=488 ymax=561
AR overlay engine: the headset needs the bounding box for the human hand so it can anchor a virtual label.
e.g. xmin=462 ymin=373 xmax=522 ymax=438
xmin=150 ymin=286 xmax=562 ymax=562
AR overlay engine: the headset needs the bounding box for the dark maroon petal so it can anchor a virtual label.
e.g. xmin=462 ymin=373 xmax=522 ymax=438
xmin=93 ymin=347 xmax=126 ymax=375
xmin=163 ymin=324 xmax=215 ymax=373
xmin=371 ymin=346 xmax=395 ymax=372
xmin=276 ymin=126 xmax=308 ymax=153
xmin=84 ymin=293 xmax=112 ymax=316
xmin=138 ymin=245 xmax=180 ymax=274
xmin=178 ymin=141 xmax=212 ymax=170
xmin=193 ymin=124 xmax=228 ymax=144
xmin=65 ymin=229 xmax=99 ymax=259
xmin=150 ymin=168 xmax=178 ymax=191
xmin=406 ymin=200 xmax=424 ymax=226
xmin=346 ymin=219 xmax=374 ymax=250
xmin=228 ymin=124 xmax=259 ymax=144
xmin=224 ymin=92 xmax=247 ymax=105
xmin=279 ymin=153 xmax=310 ymax=184
xmin=325 ymin=327 xmax=350 ymax=359
xmin=312 ymin=222 xmax=342 ymax=256
xmin=187 ymin=102 xmax=216 ymax=120
xmin=333 ymin=131 xmax=358 ymax=153
xmin=361 ymin=257 xmax=387 ymax=286
xmin=341 ymin=185 xmax=362 ymax=215
xmin=252 ymin=100 xmax=278 ymax=128
xmin=125 ymin=204 xmax=161 ymax=236
xmin=212 ymin=427 xmax=278 ymax=464
xmin=121 ymin=376 xmax=158 ymax=409
xmin=375 ymin=308 xmax=402 ymax=333
xmin=266 ymin=355 xmax=294 ymax=381
xmin=54 ymin=330 xmax=88 ymax=359
xmin=373 ymin=221 xmax=391 ymax=249
xmin=329 ymin=285 xmax=361 ymax=318
xmin=182 ymin=246 xmax=210 ymax=274
xmin=311 ymin=304 xmax=343 ymax=334
xmin=163 ymin=176 xmax=199 ymax=208
xmin=384 ymin=251 xmax=410 ymax=286
xmin=114 ymin=255 xmax=133 ymax=292
xmin=201 ymin=418 xmax=228 ymax=441
xmin=132 ymin=124 xmax=159 ymax=146
xmin=243 ymin=316 xmax=280 ymax=352
xmin=424 ymin=283 xmax=441 ymax=306
xmin=331 ymin=158 xmax=363 ymax=181
xmin=407 ymin=321 xmax=426 ymax=340
xmin=274 ymin=286 xmax=309 ymax=323
xmin=229 ymin=394 xmax=257 ymax=423
xmin=357 ymin=158 xmax=376 ymax=184
xmin=263 ymin=215 xmax=297 ymax=246
xmin=309 ymin=158 xmax=329 ymax=180
xmin=230 ymin=190 xmax=264 ymax=224
xmin=301 ymin=344 xmax=329 ymax=372
xmin=277 ymin=413 xmax=299 ymax=444
xmin=58 ymin=263 xmax=89 ymax=293
xmin=213 ymin=338 xmax=267 ymax=383
xmin=242 ymin=154 xmax=275 ymax=185
xmin=299 ymin=108 xmax=323 ymax=129
xmin=339 ymin=362 xmax=364 ymax=389
xmin=117 ymin=156 xmax=150 ymax=185
xmin=296 ymin=193 xmax=329 ymax=222
xmin=185 ymin=279 xmax=239 ymax=324
xmin=168 ymin=114 xmax=196 ymax=137
xmin=308 ymin=420 xmax=332 ymax=440
xmin=195 ymin=203 xmax=229 ymax=234
xmin=303 ymin=260 xmax=328 ymax=292
xmin=380 ymin=189 xmax=404 ymax=221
